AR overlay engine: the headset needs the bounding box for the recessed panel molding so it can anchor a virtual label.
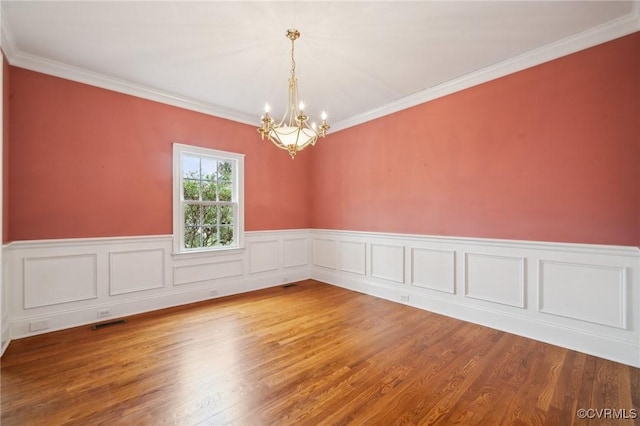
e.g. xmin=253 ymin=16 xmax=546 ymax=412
xmin=339 ymin=241 xmax=366 ymax=275
xmin=370 ymin=244 xmax=405 ymax=283
xmin=411 ymin=248 xmax=455 ymax=294
xmin=464 ymin=253 xmax=525 ymax=308
xmin=538 ymin=260 xmax=627 ymax=329
xmin=248 ymin=240 xmax=279 ymax=274
xmin=174 ymin=260 xmax=243 ymax=286
xmin=314 ymin=238 xmax=336 ymax=269
xmin=109 ymin=248 xmax=166 ymax=295
xmin=283 ymin=238 xmax=309 ymax=269
xmin=24 ymin=254 xmax=98 ymax=308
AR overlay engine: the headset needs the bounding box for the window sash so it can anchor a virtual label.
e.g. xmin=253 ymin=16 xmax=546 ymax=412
xmin=182 ymin=201 xmax=237 ymax=249
xmin=173 ymin=143 xmax=244 ymax=255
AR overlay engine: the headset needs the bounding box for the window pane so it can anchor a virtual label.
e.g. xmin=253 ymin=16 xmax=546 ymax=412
xmin=183 ymin=179 xmax=200 ymax=201
xmin=184 ymin=204 xmax=201 ymax=227
xmin=184 ymin=226 xmax=202 ymax=248
xmin=217 ymin=161 xmax=232 ymax=183
xmin=182 ymin=155 xmax=201 ymax=179
xmin=201 ymin=179 xmax=216 ymax=201
xmin=202 ymin=205 xmax=218 ymax=226
xmin=218 ymin=182 xmax=232 ymax=202
xmin=220 ymin=226 xmax=233 ymax=246
xmin=201 ymin=226 xmax=217 ymax=247
xmin=201 ymin=157 xmax=216 ymax=180
xmin=220 ymin=205 xmax=233 ymax=225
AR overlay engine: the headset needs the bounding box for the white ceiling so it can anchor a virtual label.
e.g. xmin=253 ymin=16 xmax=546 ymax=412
xmin=1 ymin=1 xmax=638 ymax=132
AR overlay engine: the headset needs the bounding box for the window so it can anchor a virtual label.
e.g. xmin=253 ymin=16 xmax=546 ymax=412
xmin=173 ymin=143 xmax=244 ymax=253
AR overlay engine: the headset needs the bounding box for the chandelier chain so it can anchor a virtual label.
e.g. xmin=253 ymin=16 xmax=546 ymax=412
xmin=290 ymin=37 xmax=296 ymax=79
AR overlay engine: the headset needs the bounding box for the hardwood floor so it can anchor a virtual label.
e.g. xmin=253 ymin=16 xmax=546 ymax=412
xmin=1 ymin=280 xmax=638 ymax=425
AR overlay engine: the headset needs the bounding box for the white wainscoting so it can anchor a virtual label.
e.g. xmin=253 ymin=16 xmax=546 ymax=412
xmin=5 ymin=230 xmax=311 ymax=341
xmin=310 ymin=229 xmax=640 ymax=367
xmin=314 ymin=238 xmax=336 ymax=269
xmin=248 ymin=239 xmax=279 ymax=274
xmin=411 ymin=248 xmax=455 ymax=294
xmin=173 ymin=259 xmax=243 ymax=286
xmin=109 ymin=248 xmax=166 ymax=295
xmin=4 ymin=228 xmax=640 ymax=367
xmin=24 ymin=254 xmax=98 ymax=308
xmin=283 ymin=238 xmax=309 ymax=269
xmin=464 ymin=253 xmax=525 ymax=308
xmin=338 ymin=241 xmax=366 ymax=275
xmin=370 ymin=243 xmax=405 ymax=283
xmin=538 ymin=260 xmax=627 ymax=329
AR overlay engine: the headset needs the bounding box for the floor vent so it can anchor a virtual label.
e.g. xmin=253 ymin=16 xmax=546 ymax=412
xmin=92 ymin=319 xmax=128 ymax=330
xmin=282 ymin=283 xmax=297 ymax=288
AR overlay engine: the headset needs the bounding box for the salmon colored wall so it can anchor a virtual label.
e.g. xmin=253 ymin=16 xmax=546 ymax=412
xmin=8 ymin=68 xmax=311 ymax=241
xmin=311 ymin=33 xmax=640 ymax=246
xmin=6 ymin=33 xmax=639 ymax=246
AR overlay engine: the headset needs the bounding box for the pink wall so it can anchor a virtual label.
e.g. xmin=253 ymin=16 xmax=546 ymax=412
xmin=8 ymin=68 xmax=311 ymax=241
xmin=311 ymin=33 xmax=640 ymax=246
xmin=6 ymin=33 xmax=639 ymax=246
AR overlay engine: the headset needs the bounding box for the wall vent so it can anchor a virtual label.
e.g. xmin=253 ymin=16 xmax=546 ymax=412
xmin=91 ymin=319 xmax=127 ymax=330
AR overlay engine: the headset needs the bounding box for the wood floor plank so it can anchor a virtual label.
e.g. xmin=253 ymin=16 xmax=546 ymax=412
xmin=1 ymin=280 xmax=638 ymax=425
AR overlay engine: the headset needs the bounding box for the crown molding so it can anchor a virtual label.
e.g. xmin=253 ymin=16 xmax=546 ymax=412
xmin=8 ymin=51 xmax=257 ymax=126
xmin=2 ymin=3 xmax=639 ymax=133
xmin=0 ymin=9 xmax=17 ymax=60
xmin=330 ymin=3 xmax=640 ymax=132
xmin=0 ymin=10 xmax=256 ymax=127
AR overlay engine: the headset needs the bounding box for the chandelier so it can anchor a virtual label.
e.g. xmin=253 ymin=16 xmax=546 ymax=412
xmin=258 ymin=29 xmax=329 ymax=159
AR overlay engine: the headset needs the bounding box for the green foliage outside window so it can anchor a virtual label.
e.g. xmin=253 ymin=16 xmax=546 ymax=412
xmin=182 ymin=159 xmax=234 ymax=249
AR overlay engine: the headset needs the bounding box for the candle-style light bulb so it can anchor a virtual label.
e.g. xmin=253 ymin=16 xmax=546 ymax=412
xmin=321 ymin=111 xmax=327 ymax=120
xmin=298 ymin=101 xmax=305 ymax=111
xmin=264 ymin=103 xmax=271 ymax=113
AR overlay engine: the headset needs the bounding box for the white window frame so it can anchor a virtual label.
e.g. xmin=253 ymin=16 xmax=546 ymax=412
xmin=172 ymin=143 xmax=245 ymax=255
